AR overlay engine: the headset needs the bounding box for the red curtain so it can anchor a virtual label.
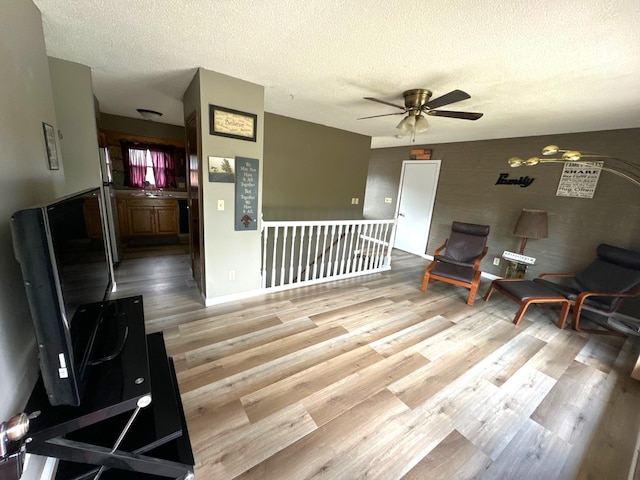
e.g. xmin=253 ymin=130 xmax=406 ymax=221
xmin=127 ymin=148 xmax=147 ymax=188
xmin=123 ymin=143 xmax=176 ymax=189
xmin=150 ymin=149 xmax=176 ymax=188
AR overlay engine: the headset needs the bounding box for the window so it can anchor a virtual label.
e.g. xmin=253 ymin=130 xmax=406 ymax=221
xmin=122 ymin=143 xmax=176 ymax=189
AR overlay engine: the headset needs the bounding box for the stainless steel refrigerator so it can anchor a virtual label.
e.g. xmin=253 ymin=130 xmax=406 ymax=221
xmin=98 ymin=147 xmax=122 ymax=271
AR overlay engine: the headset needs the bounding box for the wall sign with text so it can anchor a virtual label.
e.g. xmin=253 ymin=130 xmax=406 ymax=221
xmin=555 ymin=161 xmax=603 ymax=198
xmin=495 ymin=173 xmax=534 ymax=188
xmin=209 ymin=105 xmax=257 ymax=142
xmin=235 ymin=157 xmax=259 ymax=231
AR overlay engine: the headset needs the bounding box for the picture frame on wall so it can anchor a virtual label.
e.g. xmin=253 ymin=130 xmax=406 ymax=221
xmin=209 ymin=105 xmax=257 ymax=142
xmin=42 ymin=122 xmax=59 ymax=170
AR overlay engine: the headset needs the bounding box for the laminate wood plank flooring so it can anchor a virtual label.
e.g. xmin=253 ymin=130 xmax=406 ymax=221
xmin=113 ymin=244 xmax=640 ymax=479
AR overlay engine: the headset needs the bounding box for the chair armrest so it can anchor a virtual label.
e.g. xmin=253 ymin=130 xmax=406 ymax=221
xmin=575 ymin=286 xmax=640 ymax=310
xmin=433 ymin=241 xmax=448 ymax=256
xmin=473 ymin=246 xmax=489 ymax=269
xmin=538 ymin=273 xmax=574 ymax=279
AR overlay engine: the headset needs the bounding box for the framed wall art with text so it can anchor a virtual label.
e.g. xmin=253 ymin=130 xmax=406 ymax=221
xmin=209 ymin=105 xmax=257 ymax=142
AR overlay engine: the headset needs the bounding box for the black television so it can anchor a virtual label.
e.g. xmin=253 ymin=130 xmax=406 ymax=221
xmin=11 ymin=187 xmax=113 ymax=407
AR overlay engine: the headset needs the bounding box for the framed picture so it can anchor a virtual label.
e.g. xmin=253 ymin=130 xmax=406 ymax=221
xmin=42 ymin=122 xmax=59 ymax=170
xmin=209 ymin=105 xmax=257 ymax=142
xmin=208 ymin=156 xmax=235 ymax=183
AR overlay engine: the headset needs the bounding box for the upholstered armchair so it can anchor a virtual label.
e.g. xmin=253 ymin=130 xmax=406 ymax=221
xmin=421 ymin=221 xmax=490 ymax=305
xmin=533 ymin=243 xmax=640 ymax=335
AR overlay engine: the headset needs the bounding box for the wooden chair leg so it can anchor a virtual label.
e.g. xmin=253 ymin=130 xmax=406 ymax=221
xmin=467 ymin=284 xmax=478 ymax=305
xmin=512 ymin=302 xmax=531 ymax=326
xmin=421 ymin=272 xmax=430 ymax=292
xmin=557 ymin=301 xmax=571 ymax=329
xmin=483 ymin=282 xmax=496 ymax=302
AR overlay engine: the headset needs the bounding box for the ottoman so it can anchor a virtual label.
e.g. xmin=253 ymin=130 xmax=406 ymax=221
xmin=484 ymin=278 xmax=572 ymax=328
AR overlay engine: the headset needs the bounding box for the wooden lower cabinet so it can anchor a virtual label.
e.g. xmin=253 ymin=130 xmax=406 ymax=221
xmin=116 ymin=198 xmax=129 ymax=237
xmin=83 ymin=197 xmax=104 ymax=239
xmin=118 ymin=197 xmax=179 ymax=237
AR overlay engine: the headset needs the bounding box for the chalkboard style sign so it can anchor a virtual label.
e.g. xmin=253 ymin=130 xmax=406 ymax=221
xmin=235 ymin=157 xmax=259 ymax=231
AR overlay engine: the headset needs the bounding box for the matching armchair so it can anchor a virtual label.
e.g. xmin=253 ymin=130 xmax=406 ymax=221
xmin=421 ymin=221 xmax=490 ymax=305
xmin=533 ymin=243 xmax=640 ymax=335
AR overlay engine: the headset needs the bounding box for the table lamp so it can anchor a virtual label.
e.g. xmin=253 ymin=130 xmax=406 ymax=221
xmin=513 ymin=209 xmax=548 ymax=254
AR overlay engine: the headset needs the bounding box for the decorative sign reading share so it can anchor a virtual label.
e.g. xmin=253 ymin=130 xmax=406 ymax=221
xmin=235 ymin=157 xmax=259 ymax=231
xmin=556 ymin=161 xmax=603 ymax=198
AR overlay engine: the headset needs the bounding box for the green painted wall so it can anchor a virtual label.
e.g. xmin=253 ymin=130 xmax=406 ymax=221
xmin=263 ymin=113 xmax=371 ymax=220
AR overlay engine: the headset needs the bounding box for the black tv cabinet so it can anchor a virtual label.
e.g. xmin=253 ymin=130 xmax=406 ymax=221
xmin=24 ymin=296 xmax=195 ymax=480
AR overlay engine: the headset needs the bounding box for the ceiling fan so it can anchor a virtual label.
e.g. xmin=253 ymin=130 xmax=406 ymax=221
xmin=359 ymin=89 xmax=483 ymax=139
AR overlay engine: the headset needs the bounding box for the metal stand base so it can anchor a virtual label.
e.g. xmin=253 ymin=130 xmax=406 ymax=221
xmin=24 ymin=296 xmax=194 ymax=480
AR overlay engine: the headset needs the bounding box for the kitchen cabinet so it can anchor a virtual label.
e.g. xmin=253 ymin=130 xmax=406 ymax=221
xmin=116 ymin=198 xmax=129 ymax=237
xmin=126 ymin=198 xmax=179 ymax=236
xmin=83 ymin=197 xmax=103 ymax=239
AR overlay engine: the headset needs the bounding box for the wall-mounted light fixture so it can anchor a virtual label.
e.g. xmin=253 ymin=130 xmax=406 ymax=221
xmin=508 ymin=145 xmax=640 ymax=188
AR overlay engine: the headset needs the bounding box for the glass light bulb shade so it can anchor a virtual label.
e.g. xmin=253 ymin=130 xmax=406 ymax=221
xmin=404 ymin=115 xmax=417 ymax=129
xmin=413 ymin=115 xmax=429 ymax=133
xmin=542 ymin=145 xmax=559 ymax=156
xmin=396 ymin=115 xmax=416 ymax=133
xmin=562 ymin=150 xmax=581 ymax=161
xmin=524 ymin=157 xmax=541 ymax=166
xmin=508 ymin=157 xmax=524 ymax=167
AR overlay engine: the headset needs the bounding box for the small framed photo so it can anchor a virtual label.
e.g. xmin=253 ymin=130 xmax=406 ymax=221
xmin=209 ymin=105 xmax=257 ymax=142
xmin=42 ymin=122 xmax=59 ymax=170
xmin=208 ymin=156 xmax=235 ymax=183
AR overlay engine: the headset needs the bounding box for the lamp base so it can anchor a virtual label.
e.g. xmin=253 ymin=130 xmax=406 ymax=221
xmin=505 ymin=261 xmax=528 ymax=279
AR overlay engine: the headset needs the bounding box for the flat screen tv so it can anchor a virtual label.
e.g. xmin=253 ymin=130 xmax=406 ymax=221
xmin=11 ymin=187 xmax=113 ymax=406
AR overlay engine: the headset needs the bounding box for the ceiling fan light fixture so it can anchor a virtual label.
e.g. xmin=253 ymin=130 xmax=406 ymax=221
xmin=397 ymin=115 xmax=416 ymax=132
xmin=541 ymin=145 xmax=559 ymax=156
xmin=414 ymin=114 xmax=429 ymax=133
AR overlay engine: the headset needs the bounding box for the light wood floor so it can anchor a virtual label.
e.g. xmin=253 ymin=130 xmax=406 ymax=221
xmin=112 ymin=245 xmax=640 ymax=479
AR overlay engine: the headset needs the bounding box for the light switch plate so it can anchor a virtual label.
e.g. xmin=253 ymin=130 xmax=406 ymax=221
xmin=217 ymin=200 xmax=224 ymax=211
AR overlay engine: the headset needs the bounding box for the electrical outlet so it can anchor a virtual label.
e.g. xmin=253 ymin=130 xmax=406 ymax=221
xmin=229 ymin=270 xmax=236 ymax=280
xmin=384 ymin=197 xmax=393 ymax=203
xmin=493 ymin=257 xmax=500 ymax=266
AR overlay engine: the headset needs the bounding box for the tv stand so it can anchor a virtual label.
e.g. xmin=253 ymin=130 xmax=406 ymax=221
xmin=23 ymin=296 xmax=194 ymax=479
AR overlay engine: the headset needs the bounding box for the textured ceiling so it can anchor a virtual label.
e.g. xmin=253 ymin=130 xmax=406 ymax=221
xmin=33 ymin=0 xmax=640 ymax=148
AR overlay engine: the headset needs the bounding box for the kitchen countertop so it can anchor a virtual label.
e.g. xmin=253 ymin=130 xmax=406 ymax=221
xmin=114 ymin=189 xmax=188 ymax=199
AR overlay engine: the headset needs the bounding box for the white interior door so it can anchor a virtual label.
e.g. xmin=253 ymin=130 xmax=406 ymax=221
xmin=393 ymin=160 xmax=441 ymax=256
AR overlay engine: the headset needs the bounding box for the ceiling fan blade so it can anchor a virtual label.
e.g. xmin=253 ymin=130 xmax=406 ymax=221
xmin=357 ymin=112 xmax=406 ymax=120
xmin=363 ymin=97 xmax=406 ymax=111
xmin=426 ymin=90 xmax=471 ymax=109
xmin=427 ymin=110 xmax=483 ymax=120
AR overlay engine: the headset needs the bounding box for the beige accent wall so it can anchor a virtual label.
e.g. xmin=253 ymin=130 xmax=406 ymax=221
xmin=263 ymin=113 xmax=371 ymax=220
xmin=49 ymin=57 xmax=102 ymax=194
xmin=1 ymin=1 xmax=63 ymax=478
xmin=185 ymin=68 xmax=265 ymax=302
xmin=364 ymin=129 xmax=640 ymax=288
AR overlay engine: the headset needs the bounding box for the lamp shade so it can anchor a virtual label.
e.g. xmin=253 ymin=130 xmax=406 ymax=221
xmin=513 ymin=209 xmax=548 ymax=239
